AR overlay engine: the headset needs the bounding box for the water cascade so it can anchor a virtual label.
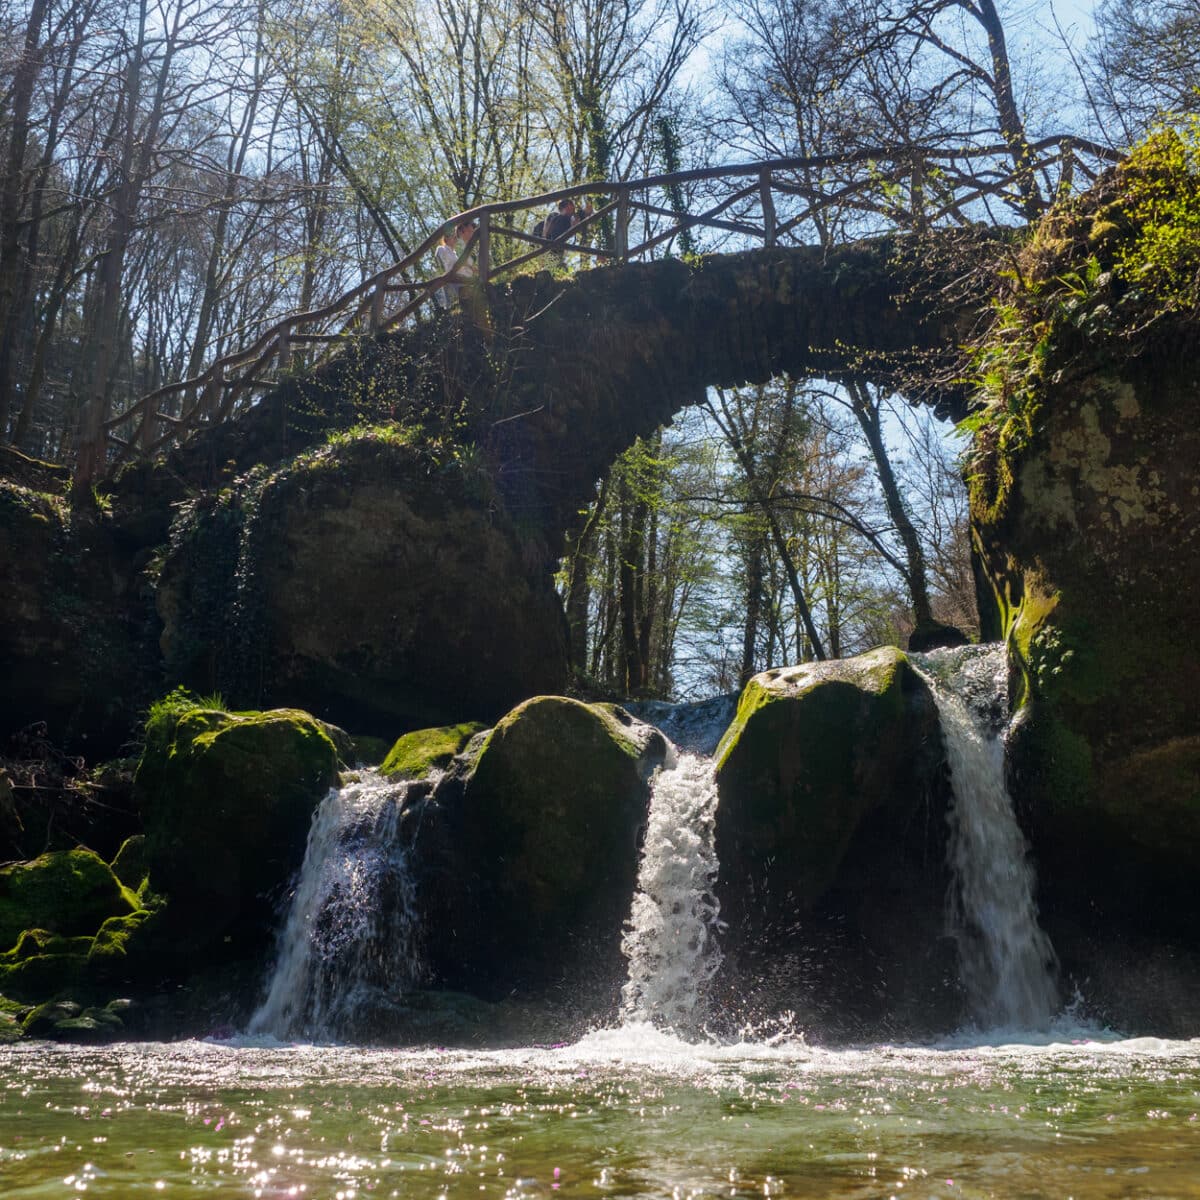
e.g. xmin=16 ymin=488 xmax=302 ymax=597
xmin=913 ymin=645 xmax=1060 ymax=1030
xmin=249 ymin=770 xmax=425 ymax=1041
xmin=620 ymin=748 xmax=724 ymax=1031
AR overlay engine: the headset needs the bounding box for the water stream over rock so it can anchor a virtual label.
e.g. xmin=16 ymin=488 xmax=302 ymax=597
xmin=620 ymin=748 xmax=724 ymax=1032
xmin=913 ymin=644 xmax=1061 ymax=1030
xmin=249 ymin=770 xmax=426 ymax=1041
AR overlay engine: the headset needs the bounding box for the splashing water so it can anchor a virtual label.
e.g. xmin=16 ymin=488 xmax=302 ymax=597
xmin=620 ymin=748 xmax=723 ymax=1031
xmin=249 ymin=770 xmax=426 ymax=1041
xmin=914 ymin=645 xmax=1060 ymax=1031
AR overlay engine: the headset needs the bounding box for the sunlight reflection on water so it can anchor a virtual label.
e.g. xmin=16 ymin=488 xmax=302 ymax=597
xmin=1 ymin=1032 xmax=1199 ymax=1198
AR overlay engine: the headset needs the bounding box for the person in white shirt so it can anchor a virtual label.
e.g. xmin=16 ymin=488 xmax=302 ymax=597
xmin=434 ymin=220 xmax=478 ymax=307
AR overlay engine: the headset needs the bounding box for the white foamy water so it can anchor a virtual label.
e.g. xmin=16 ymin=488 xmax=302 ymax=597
xmin=620 ymin=749 xmax=724 ymax=1031
xmin=249 ymin=770 xmax=425 ymax=1041
xmin=915 ymin=645 xmax=1060 ymax=1031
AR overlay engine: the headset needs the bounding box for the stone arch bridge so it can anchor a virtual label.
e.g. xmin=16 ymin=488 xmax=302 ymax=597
xmin=139 ymin=236 xmax=979 ymax=547
xmin=123 ymin=235 xmax=984 ymax=736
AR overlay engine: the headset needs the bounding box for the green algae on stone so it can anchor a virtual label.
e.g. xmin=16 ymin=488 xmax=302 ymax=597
xmin=136 ymin=700 xmax=339 ymax=947
xmin=380 ymin=723 xmax=486 ymax=780
xmin=715 ymin=647 xmax=919 ymax=914
xmin=450 ymin=696 xmax=666 ymax=984
xmin=0 ymin=850 xmax=138 ymax=953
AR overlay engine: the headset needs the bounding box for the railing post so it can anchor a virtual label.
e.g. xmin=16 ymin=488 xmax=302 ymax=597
xmin=277 ymin=328 xmax=292 ymax=372
xmin=759 ymin=168 xmax=776 ymax=247
xmin=476 ymin=212 xmax=490 ymax=285
xmin=1058 ymin=138 xmax=1075 ymax=200
xmin=201 ymin=366 xmax=223 ymax=423
xmin=369 ymin=285 xmax=386 ymax=332
xmin=138 ymin=403 xmax=156 ymax=455
xmin=615 ymin=186 xmax=629 ymax=261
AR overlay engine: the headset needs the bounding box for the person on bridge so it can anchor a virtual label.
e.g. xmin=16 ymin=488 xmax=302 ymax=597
xmin=434 ymin=220 xmax=478 ymax=307
xmin=541 ymin=198 xmax=592 ymax=261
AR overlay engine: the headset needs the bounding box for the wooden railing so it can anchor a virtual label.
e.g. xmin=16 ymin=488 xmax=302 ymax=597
xmin=99 ymin=137 xmax=1119 ymax=473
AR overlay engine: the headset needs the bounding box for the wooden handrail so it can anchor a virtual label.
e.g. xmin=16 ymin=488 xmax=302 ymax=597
xmin=98 ymin=137 xmax=1119 ymax=473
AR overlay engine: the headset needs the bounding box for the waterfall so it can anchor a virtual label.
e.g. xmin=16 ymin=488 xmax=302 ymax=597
xmin=620 ymin=748 xmax=724 ymax=1031
xmin=914 ymin=645 xmax=1060 ymax=1030
xmin=249 ymin=770 xmax=425 ymax=1041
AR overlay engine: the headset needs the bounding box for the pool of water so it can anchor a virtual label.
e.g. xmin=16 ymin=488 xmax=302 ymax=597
xmin=2 ymin=1026 xmax=1199 ymax=1198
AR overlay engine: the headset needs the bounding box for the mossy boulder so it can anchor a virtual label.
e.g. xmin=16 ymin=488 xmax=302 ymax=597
xmin=0 ymin=850 xmax=137 ymax=952
xmin=380 ymin=722 xmax=486 ymax=780
xmin=87 ymin=908 xmax=166 ymax=981
xmin=136 ymin=702 xmax=339 ymax=950
xmin=421 ymin=696 xmax=667 ymax=995
xmin=21 ymin=997 xmax=129 ymax=1042
xmin=156 ymin=434 xmax=567 ymax=737
xmin=712 ymin=647 xmax=955 ymax=1036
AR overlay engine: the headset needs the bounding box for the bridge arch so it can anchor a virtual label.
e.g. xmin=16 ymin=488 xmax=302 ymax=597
xmin=139 ymin=235 xmax=982 ymax=735
xmin=150 ymin=236 xmax=976 ymax=550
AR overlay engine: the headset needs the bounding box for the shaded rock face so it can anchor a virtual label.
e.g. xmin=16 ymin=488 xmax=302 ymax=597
xmin=0 ymin=482 xmax=157 ymax=751
xmin=411 ymin=696 xmax=668 ymax=1004
xmin=965 ymin=144 xmax=1200 ymax=1030
xmin=975 ymin=353 xmax=1200 ymax=1030
xmin=157 ymin=435 xmax=567 ymax=737
xmin=135 ymin=705 xmax=340 ymax=954
xmin=712 ymin=648 xmax=957 ymax=1038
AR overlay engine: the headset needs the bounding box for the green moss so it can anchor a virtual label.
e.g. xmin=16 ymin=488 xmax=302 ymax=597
xmin=458 ymin=696 xmax=663 ymax=968
xmin=0 ymin=951 xmax=89 ymax=1001
xmin=966 ymin=123 xmax=1200 ymax=522
xmin=109 ymin=836 xmax=148 ymax=892
xmin=136 ymin=700 xmax=339 ymax=946
xmin=0 ymin=850 xmax=138 ymax=953
xmin=714 ymin=647 xmax=913 ymax=910
xmin=380 ymin=722 xmax=486 ymax=779
xmin=88 ymin=909 xmax=163 ymax=980
xmin=1 ymin=929 xmax=94 ymax=962
xmin=1010 ymin=704 xmax=1094 ymax=818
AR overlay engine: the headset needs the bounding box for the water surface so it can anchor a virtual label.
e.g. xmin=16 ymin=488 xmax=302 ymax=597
xmin=3 ymin=1029 xmax=1199 ymax=1198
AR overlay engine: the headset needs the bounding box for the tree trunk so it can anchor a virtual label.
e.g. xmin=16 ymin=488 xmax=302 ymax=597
xmin=846 ymin=377 xmax=933 ymax=629
xmin=0 ymin=0 xmax=50 ymax=438
xmin=973 ymin=0 xmax=1042 ymax=219
xmin=564 ymin=475 xmax=609 ymax=674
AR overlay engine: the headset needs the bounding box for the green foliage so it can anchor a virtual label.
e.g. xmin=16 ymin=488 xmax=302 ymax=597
xmin=965 ymin=121 xmax=1200 ymax=518
xmin=1111 ymin=119 xmax=1200 ymax=312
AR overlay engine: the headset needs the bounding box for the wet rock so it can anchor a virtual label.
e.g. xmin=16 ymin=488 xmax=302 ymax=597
xmin=420 ymin=697 xmax=668 ymax=999
xmin=712 ymin=647 xmax=956 ymax=1038
xmin=968 ymin=150 xmax=1200 ymax=1025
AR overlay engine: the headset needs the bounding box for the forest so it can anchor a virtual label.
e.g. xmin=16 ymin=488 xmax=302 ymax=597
xmin=1 ymin=0 xmax=1195 ymax=697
